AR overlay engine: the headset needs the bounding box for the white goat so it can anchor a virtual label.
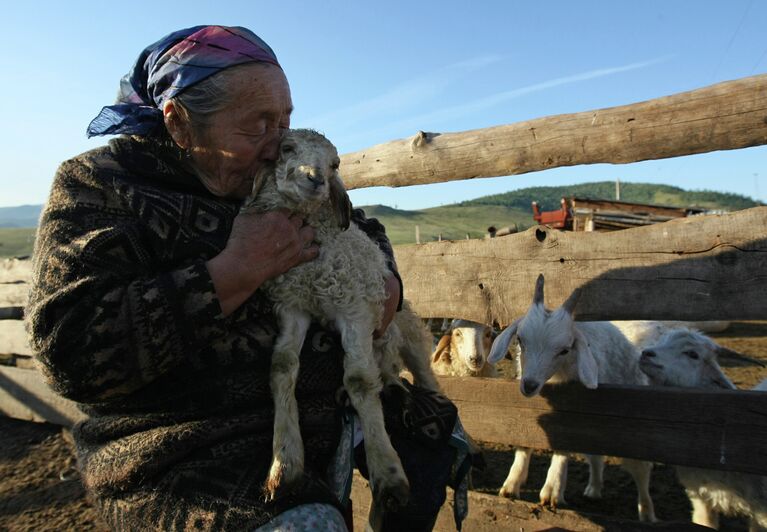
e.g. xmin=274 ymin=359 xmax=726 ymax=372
xmin=639 ymin=328 xmax=767 ymax=530
xmin=431 ymin=319 xmax=498 ymax=378
xmin=488 ymin=274 xmax=657 ymax=522
xmin=242 ymin=129 xmax=439 ymax=509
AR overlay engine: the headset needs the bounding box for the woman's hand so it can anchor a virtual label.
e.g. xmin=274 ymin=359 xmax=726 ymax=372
xmin=207 ymin=209 xmax=318 ymax=316
xmin=374 ymin=273 xmax=401 ymax=339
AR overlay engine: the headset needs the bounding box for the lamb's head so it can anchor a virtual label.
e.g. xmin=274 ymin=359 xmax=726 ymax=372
xmin=488 ymin=274 xmax=598 ymax=397
xmin=270 ymin=128 xmax=351 ymax=228
xmin=639 ymin=328 xmax=736 ymax=390
xmin=432 ymin=319 xmax=493 ymax=374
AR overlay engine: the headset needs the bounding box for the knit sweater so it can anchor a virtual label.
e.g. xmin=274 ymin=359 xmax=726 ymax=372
xmin=26 ymin=135 xmax=399 ymax=530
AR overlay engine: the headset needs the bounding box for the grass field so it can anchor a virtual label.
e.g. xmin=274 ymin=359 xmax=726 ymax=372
xmin=362 ymin=204 xmax=534 ymax=245
xmin=0 ymin=228 xmax=36 ymax=258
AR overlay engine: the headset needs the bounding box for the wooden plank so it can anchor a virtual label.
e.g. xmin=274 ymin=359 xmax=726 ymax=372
xmin=0 ymin=366 xmax=86 ymax=426
xmin=350 ymin=472 xmax=707 ymax=531
xmin=0 ymin=320 xmax=32 ymax=356
xmin=0 ymin=258 xmax=33 ymax=283
xmin=394 ymin=206 xmax=767 ymax=323
xmin=339 ymin=74 xmax=767 ymax=189
xmin=438 ymin=376 xmax=767 ymax=476
xmin=0 ymin=282 xmax=29 ymax=307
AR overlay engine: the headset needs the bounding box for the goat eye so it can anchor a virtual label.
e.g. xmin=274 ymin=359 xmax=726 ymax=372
xmin=557 ymin=348 xmax=569 ymax=357
xmin=281 ymin=144 xmax=296 ymax=154
xmin=683 ymin=350 xmax=699 ymax=360
xmin=330 ymin=163 xmax=340 ymax=171
xmin=455 ymin=330 xmax=462 ymax=337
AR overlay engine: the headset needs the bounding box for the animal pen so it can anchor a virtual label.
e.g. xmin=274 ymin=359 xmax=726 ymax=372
xmin=2 ymin=73 xmax=767 ymax=531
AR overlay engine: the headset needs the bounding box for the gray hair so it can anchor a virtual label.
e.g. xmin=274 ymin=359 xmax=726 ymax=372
xmin=170 ymin=62 xmax=274 ymax=133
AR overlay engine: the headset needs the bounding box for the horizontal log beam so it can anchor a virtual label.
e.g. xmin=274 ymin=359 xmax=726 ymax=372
xmin=0 ymin=366 xmax=85 ymax=426
xmin=0 ymin=258 xmax=32 ymax=283
xmin=439 ymin=376 xmax=767 ymax=476
xmin=0 ymin=321 xmax=31 ymax=356
xmin=339 ymin=74 xmax=767 ymax=189
xmin=394 ymin=207 xmax=767 ymax=323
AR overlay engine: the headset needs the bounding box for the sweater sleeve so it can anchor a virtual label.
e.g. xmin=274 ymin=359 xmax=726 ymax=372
xmin=26 ymin=157 xmax=230 ymax=403
xmin=351 ymin=207 xmax=404 ymax=311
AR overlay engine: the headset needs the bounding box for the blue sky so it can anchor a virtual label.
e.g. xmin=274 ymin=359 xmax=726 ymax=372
xmin=1 ymin=0 xmax=765 ymax=209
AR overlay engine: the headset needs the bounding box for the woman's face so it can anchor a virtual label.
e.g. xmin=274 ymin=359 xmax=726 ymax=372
xmin=183 ymin=64 xmax=293 ymax=200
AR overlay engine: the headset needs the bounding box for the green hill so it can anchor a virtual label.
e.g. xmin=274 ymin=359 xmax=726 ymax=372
xmin=362 ymin=181 xmax=762 ymax=245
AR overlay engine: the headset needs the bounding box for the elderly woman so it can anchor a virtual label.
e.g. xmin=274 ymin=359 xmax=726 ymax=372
xmin=27 ymin=25 xmax=468 ymax=531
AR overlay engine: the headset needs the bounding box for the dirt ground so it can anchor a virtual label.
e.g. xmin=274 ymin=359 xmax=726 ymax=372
xmin=1 ymin=322 xmax=765 ymax=531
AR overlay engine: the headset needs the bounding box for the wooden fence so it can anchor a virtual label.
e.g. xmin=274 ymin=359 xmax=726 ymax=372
xmin=2 ymin=73 xmax=767 ymax=531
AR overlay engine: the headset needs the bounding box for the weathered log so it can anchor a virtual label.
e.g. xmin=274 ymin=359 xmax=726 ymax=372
xmin=394 ymin=206 xmax=767 ymax=323
xmin=0 ymin=320 xmax=31 ymax=356
xmin=0 ymin=282 xmax=29 ymax=308
xmin=339 ymin=74 xmax=767 ymax=189
xmin=438 ymin=376 xmax=767 ymax=476
xmin=0 ymin=366 xmax=85 ymax=426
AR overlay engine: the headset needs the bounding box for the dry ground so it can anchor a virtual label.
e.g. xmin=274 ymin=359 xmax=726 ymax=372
xmin=1 ymin=322 xmax=765 ymax=531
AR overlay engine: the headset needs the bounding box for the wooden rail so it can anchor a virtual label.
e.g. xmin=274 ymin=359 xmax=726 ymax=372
xmin=339 ymin=73 xmax=767 ymax=189
xmin=394 ymin=206 xmax=767 ymax=323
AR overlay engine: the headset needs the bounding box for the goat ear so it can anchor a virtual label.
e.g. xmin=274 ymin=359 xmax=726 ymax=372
xmin=703 ymin=360 xmax=737 ymax=389
xmin=533 ymin=274 xmax=545 ymax=306
xmin=488 ymin=318 xmax=520 ymax=364
xmin=329 ymin=175 xmax=351 ymax=230
xmin=573 ymin=328 xmax=598 ymax=389
xmin=716 ymin=346 xmax=766 ymax=368
xmin=432 ymin=334 xmax=452 ymax=363
xmin=561 ymin=287 xmax=582 ymax=316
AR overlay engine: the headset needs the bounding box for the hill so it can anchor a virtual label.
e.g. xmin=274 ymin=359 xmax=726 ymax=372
xmin=363 ymin=181 xmax=761 ymax=245
xmin=0 ymin=205 xmax=42 ymax=228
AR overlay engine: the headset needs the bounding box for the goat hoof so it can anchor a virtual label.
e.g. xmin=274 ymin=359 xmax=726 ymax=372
xmin=263 ymin=459 xmax=303 ymax=502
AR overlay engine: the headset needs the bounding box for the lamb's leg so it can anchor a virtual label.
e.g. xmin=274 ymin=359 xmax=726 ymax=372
xmin=583 ymin=454 xmax=605 ymax=499
xmin=540 ymin=452 xmax=568 ymax=508
xmin=621 ymin=458 xmax=657 ymax=523
xmin=688 ymin=491 xmax=718 ymax=529
xmin=265 ymin=311 xmax=311 ymax=500
xmin=500 ymin=447 xmax=532 ymax=499
xmin=337 ymin=315 xmax=409 ymax=511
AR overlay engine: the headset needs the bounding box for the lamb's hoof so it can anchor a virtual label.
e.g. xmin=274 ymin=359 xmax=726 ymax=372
xmin=583 ymin=485 xmax=602 ymax=499
xmin=499 ymin=482 xmax=521 ymax=499
xmin=372 ymin=475 xmax=410 ymax=512
xmin=540 ymin=484 xmax=565 ymax=509
xmin=263 ymin=459 xmax=302 ymax=502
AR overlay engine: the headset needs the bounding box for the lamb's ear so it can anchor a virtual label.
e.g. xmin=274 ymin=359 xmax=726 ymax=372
xmin=573 ymin=328 xmax=598 ymax=389
xmin=488 ymin=318 xmax=520 ymax=364
xmin=533 ymin=274 xmax=545 ymax=306
xmin=329 ymin=174 xmax=351 ymax=230
xmin=562 ymin=287 xmax=582 ymax=316
xmin=716 ymin=345 xmax=766 ymax=368
xmin=432 ymin=334 xmax=452 ymax=363
xmin=703 ymin=360 xmax=737 ymax=389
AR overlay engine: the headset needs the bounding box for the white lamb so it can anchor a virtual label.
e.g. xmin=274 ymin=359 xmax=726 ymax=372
xmin=241 ymin=129 xmax=439 ymax=509
xmin=488 ymin=274 xmax=657 ymax=522
xmin=639 ymin=328 xmax=767 ymax=530
xmin=431 ymin=319 xmax=498 ymax=378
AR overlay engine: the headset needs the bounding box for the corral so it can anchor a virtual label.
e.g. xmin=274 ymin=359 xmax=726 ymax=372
xmin=2 ymin=73 xmax=767 ymax=530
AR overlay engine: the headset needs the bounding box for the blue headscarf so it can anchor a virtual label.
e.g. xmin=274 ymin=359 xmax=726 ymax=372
xmin=87 ymin=25 xmax=281 ymax=137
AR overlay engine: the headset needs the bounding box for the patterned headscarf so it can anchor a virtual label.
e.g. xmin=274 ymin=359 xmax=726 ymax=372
xmin=87 ymin=25 xmax=281 ymax=137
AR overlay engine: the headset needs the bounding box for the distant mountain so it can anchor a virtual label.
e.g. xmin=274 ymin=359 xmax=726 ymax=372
xmin=0 ymin=205 xmax=42 ymax=228
xmin=460 ymin=181 xmax=760 ymax=212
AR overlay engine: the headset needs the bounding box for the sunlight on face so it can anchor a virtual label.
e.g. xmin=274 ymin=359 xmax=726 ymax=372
xmin=188 ymin=63 xmax=293 ymax=200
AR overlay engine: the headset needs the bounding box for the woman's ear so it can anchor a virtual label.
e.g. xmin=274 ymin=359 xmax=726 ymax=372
xmin=163 ymin=100 xmax=191 ymax=150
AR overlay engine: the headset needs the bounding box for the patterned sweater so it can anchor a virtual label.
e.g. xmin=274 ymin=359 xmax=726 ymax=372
xmin=26 ymin=135 xmax=400 ymax=530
